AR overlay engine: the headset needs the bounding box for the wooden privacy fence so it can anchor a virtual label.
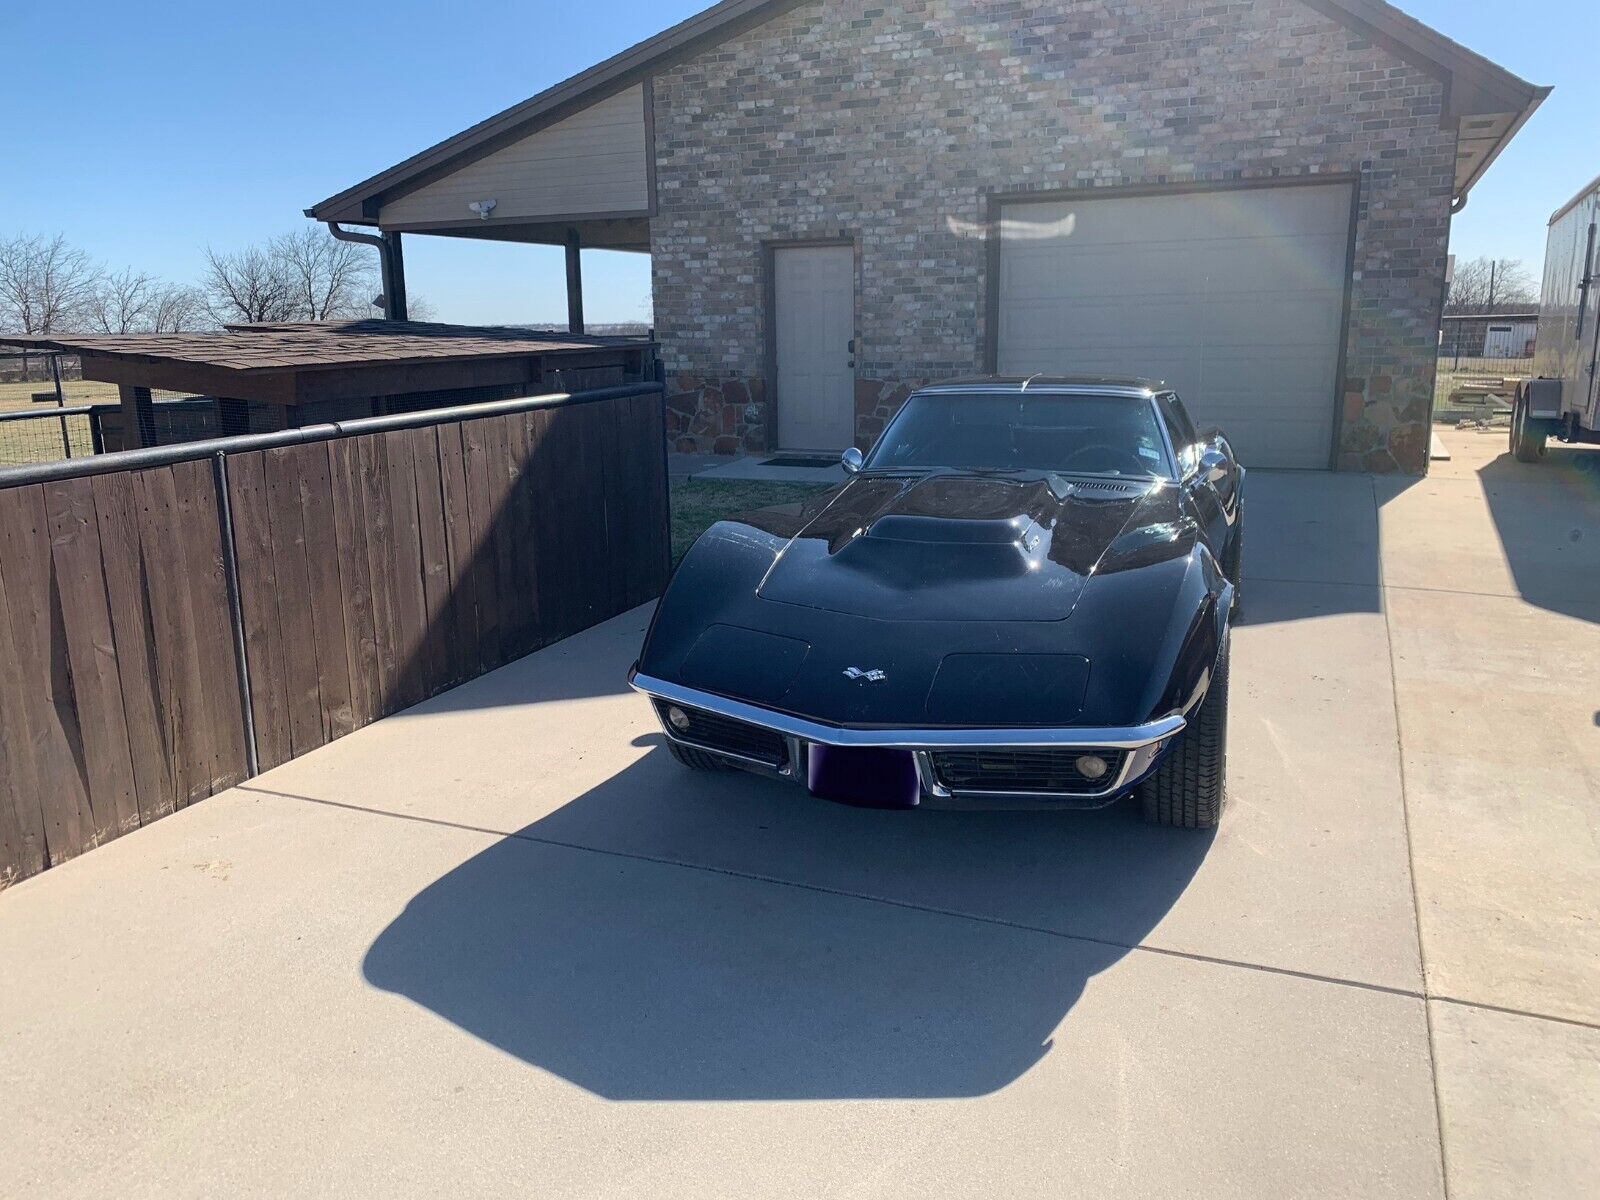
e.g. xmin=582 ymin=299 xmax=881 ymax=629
xmin=0 ymin=384 xmax=669 ymax=887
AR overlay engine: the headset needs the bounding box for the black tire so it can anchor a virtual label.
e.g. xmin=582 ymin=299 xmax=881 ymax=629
xmin=1139 ymin=638 xmax=1229 ymax=829
xmin=665 ymin=739 xmax=736 ymax=771
xmin=1512 ymin=390 xmax=1549 ymax=463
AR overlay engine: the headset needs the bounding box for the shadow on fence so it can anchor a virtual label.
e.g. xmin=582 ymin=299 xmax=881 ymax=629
xmin=0 ymin=384 xmax=670 ymax=887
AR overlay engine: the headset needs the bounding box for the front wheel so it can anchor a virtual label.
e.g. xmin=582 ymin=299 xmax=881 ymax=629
xmin=1512 ymin=389 xmax=1549 ymax=463
xmin=1138 ymin=639 xmax=1229 ymax=829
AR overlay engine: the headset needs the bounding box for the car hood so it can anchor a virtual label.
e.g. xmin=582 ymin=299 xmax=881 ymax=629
xmin=755 ymin=471 xmax=1162 ymax=622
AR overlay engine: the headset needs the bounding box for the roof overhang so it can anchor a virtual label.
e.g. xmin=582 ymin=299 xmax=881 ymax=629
xmin=306 ymin=0 xmax=1547 ymax=230
xmin=0 ymin=324 xmax=656 ymax=406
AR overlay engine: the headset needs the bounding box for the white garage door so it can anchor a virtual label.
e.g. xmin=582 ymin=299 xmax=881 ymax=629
xmin=997 ymin=183 xmax=1354 ymax=469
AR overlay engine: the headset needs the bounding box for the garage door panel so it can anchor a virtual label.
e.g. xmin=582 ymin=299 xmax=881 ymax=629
xmin=998 ymin=183 xmax=1353 ymax=469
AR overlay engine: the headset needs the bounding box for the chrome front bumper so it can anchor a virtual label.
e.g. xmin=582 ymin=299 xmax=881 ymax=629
xmin=629 ymin=669 xmax=1185 ymax=807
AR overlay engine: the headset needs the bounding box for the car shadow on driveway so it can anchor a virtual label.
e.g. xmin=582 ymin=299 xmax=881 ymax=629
xmin=362 ymin=743 xmax=1213 ymax=1101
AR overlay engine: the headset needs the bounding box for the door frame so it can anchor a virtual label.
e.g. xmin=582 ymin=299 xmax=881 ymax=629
xmin=981 ymin=174 xmax=1362 ymax=470
xmin=763 ymin=236 xmax=858 ymax=451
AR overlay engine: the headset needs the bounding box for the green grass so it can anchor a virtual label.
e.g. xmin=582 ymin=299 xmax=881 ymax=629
xmin=0 ymin=377 xmax=122 ymax=413
xmin=671 ymin=479 xmax=834 ymax=564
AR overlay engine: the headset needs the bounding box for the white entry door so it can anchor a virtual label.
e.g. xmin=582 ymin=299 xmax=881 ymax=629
xmin=775 ymin=244 xmax=855 ymax=450
xmin=997 ymin=183 xmax=1354 ymax=469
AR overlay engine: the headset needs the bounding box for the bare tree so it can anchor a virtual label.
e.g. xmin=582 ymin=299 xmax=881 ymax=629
xmin=0 ymin=232 xmax=101 ymax=334
xmin=272 ymin=226 xmax=376 ymax=321
xmin=149 ymin=283 xmax=205 ymax=332
xmin=1446 ymin=256 xmax=1537 ymax=315
xmin=406 ymin=294 xmax=437 ymax=322
xmin=85 ymin=267 xmax=159 ymax=333
xmin=201 ymin=243 xmax=297 ymax=325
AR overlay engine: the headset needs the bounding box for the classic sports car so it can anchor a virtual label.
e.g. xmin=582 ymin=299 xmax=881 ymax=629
xmin=631 ymin=376 xmax=1244 ymax=827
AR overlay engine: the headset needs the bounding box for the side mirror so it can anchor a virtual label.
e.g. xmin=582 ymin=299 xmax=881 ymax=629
xmin=841 ymin=446 xmax=865 ymax=474
xmin=1199 ymin=448 xmax=1229 ymax=484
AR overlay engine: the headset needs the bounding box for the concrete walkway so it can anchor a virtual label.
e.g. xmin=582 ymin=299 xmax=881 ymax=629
xmin=2 ymin=428 xmax=1595 ymax=1198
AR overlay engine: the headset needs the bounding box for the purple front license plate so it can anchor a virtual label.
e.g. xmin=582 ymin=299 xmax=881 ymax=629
xmin=806 ymin=744 xmax=921 ymax=809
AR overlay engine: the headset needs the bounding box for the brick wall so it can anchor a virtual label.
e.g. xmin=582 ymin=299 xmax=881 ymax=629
xmin=652 ymin=0 xmax=1456 ymax=472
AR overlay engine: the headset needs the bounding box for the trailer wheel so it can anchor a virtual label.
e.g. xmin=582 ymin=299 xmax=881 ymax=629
xmin=1512 ymin=389 xmax=1549 ymax=463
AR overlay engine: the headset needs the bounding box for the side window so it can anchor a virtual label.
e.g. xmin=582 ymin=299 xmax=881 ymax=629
xmin=1156 ymin=393 xmax=1200 ymax=475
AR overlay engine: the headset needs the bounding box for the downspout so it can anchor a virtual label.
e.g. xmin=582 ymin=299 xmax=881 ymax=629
xmin=325 ymin=222 xmax=407 ymax=321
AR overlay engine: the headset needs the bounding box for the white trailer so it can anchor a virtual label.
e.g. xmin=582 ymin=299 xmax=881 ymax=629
xmin=1513 ymin=173 xmax=1600 ymax=460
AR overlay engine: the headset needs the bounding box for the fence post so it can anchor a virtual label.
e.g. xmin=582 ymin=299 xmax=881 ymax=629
xmin=50 ymin=354 xmax=70 ymax=459
xmin=211 ymin=450 xmax=260 ymax=778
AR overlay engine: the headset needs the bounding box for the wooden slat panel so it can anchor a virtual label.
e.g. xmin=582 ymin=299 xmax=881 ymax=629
xmin=262 ymin=447 xmax=324 ymax=758
xmin=408 ymin=426 xmax=453 ymax=697
xmin=573 ymin=401 xmax=617 ymax=630
xmin=497 ymin=411 xmax=540 ymax=660
xmin=171 ymin=458 xmax=247 ymax=796
xmin=356 ymin=436 xmax=400 ymax=712
xmin=89 ymin=472 xmax=172 ymax=822
xmin=523 ymin=407 xmax=574 ymax=643
xmin=330 ymin=438 xmax=380 ymax=729
xmin=0 ymin=389 xmax=673 ymax=886
xmin=0 ymin=557 xmax=49 ymax=882
xmin=460 ymin=416 xmax=504 ymax=672
xmin=381 ymin=429 xmax=429 ymax=711
xmin=44 ymin=477 xmax=140 ymax=843
xmin=129 ymin=468 xmax=205 ymax=807
xmin=294 ymin=443 xmax=355 ymax=741
xmin=436 ymin=423 xmax=479 ymax=686
xmin=226 ymin=452 xmax=293 ymax=772
xmin=630 ymin=392 xmax=671 ymax=603
xmin=0 ymin=485 xmax=93 ymax=861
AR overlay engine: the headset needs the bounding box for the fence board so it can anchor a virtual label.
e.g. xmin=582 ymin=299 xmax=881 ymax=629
xmin=137 ymin=466 xmax=218 ymax=807
xmin=329 ymin=439 xmax=380 ymax=730
xmin=0 ymin=562 xmax=48 ymax=881
xmin=262 ymin=447 xmax=324 ymax=758
xmin=226 ymin=453 xmax=293 ymax=772
xmin=172 ymin=458 xmax=247 ymax=796
xmin=0 ymin=484 xmax=93 ymax=860
xmin=436 ymin=424 xmax=479 ymax=685
xmin=461 ymin=417 xmax=504 ymax=673
xmin=496 ymin=413 xmax=539 ymax=661
xmin=44 ymin=478 xmax=140 ymax=843
xmin=0 ymin=387 xmax=668 ymax=887
xmin=408 ymin=427 xmax=453 ymax=697
xmin=356 ymin=436 xmax=399 ymax=709
xmin=379 ymin=430 xmax=427 ymax=712
xmin=295 ymin=444 xmax=356 ymax=742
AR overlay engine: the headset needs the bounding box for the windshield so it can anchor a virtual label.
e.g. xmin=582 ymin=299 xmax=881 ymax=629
xmin=864 ymin=391 xmax=1172 ymax=477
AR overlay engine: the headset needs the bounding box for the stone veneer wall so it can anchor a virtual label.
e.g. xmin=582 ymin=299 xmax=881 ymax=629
xmin=651 ymin=0 xmax=1456 ymax=472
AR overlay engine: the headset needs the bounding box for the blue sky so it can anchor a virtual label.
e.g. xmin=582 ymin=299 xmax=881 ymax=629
xmin=1 ymin=0 xmax=1592 ymax=325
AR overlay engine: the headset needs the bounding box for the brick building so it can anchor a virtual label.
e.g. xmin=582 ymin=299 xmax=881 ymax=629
xmin=310 ymin=0 xmax=1546 ymax=472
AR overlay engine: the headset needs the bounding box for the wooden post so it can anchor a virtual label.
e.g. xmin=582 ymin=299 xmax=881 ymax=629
xmin=118 ymin=385 xmax=156 ymax=449
xmin=383 ymin=231 xmax=408 ymax=322
xmin=565 ymin=228 xmax=585 ymax=336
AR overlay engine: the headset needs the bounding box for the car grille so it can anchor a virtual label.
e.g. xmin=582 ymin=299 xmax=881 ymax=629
xmin=931 ymin=747 xmax=1127 ymax=795
xmin=655 ymin=701 xmax=788 ymax=767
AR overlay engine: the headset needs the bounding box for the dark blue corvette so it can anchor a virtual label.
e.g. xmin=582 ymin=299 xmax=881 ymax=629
xmin=631 ymin=376 xmax=1244 ymax=827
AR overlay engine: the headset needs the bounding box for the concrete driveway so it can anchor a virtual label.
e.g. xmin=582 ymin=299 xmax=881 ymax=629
xmin=3 ymin=428 xmax=1596 ymax=1199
